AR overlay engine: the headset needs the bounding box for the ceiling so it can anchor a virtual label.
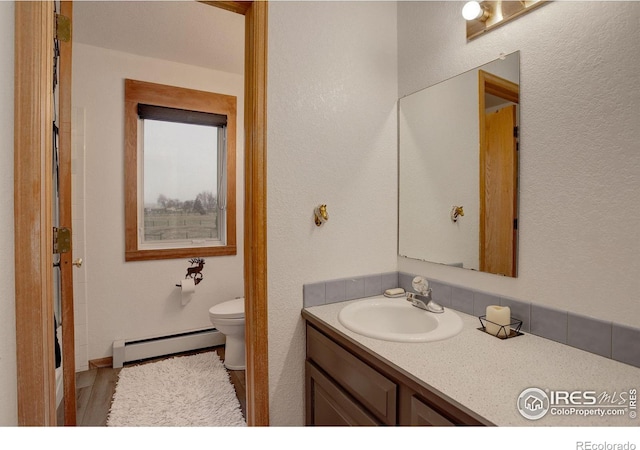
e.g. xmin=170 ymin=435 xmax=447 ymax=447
xmin=73 ymin=1 xmax=245 ymax=74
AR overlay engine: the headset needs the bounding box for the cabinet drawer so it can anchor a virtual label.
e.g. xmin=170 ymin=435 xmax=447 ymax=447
xmin=306 ymin=325 xmax=397 ymax=425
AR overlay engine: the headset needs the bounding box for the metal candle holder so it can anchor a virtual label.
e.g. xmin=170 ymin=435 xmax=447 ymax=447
xmin=477 ymin=315 xmax=524 ymax=339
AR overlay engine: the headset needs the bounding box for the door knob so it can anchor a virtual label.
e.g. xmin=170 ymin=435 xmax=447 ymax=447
xmin=72 ymin=258 xmax=83 ymax=268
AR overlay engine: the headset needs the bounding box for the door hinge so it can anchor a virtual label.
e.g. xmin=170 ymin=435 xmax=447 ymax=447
xmin=514 ymin=126 xmax=519 ymax=138
xmin=513 ymin=218 xmax=518 ymax=230
xmin=53 ymin=227 xmax=72 ymax=254
xmin=56 ymin=13 xmax=71 ymax=42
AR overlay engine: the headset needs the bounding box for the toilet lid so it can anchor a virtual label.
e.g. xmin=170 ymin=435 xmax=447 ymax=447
xmin=209 ymin=297 xmax=244 ymax=319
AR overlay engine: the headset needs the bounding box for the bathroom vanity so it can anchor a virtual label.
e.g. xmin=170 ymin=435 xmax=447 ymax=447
xmin=302 ymin=298 xmax=640 ymax=427
xmin=304 ymin=316 xmax=490 ymax=425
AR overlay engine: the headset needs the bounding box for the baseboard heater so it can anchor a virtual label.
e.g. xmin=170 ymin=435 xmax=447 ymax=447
xmin=112 ymin=327 xmax=225 ymax=368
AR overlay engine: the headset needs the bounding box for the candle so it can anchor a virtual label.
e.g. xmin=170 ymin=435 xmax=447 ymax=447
xmin=485 ymin=305 xmax=511 ymax=338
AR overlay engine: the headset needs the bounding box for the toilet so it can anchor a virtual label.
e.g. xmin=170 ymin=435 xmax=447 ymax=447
xmin=209 ymin=297 xmax=245 ymax=370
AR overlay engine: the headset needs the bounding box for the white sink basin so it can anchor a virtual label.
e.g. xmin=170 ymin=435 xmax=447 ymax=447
xmin=338 ymin=296 xmax=463 ymax=343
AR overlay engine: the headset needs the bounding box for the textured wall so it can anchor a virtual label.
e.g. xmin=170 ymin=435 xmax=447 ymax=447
xmin=0 ymin=0 xmax=17 ymax=426
xmin=73 ymin=43 xmax=245 ymax=361
xmin=267 ymin=1 xmax=398 ymax=425
xmin=398 ymin=2 xmax=640 ymax=326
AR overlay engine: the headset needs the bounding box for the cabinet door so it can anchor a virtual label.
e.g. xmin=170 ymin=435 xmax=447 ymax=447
xmin=306 ymin=361 xmax=379 ymax=426
xmin=409 ymin=395 xmax=455 ymax=426
xmin=307 ymin=325 xmax=397 ymax=424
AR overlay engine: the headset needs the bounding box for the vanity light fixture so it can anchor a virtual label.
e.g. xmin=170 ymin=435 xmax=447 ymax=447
xmin=463 ymin=1 xmax=548 ymax=41
xmin=462 ymin=1 xmax=491 ymax=22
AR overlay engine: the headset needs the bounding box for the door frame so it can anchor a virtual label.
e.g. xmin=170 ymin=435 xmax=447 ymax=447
xmin=14 ymin=1 xmax=56 ymax=426
xmin=13 ymin=0 xmax=269 ymax=426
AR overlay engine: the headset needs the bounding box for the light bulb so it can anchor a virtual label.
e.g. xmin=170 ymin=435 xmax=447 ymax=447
xmin=462 ymin=1 xmax=483 ymax=21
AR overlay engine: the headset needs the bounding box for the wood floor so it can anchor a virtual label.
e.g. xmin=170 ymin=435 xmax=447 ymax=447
xmin=73 ymin=346 xmax=246 ymax=426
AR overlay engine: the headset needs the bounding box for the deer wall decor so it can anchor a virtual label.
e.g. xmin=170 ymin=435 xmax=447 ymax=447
xmin=185 ymin=257 xmax=205 ymax=285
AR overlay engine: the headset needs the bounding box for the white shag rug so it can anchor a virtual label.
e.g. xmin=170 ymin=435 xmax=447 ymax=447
xmin=107 ymin=352 xmax=246 ymax=427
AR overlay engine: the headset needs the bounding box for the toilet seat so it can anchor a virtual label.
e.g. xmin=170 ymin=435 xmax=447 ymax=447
xmin=209 ymin=297 xmax=244 ymax=320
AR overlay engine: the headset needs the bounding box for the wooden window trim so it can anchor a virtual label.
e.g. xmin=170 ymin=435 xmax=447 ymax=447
xmin=124 ymin=79 xmax=237 ymax=262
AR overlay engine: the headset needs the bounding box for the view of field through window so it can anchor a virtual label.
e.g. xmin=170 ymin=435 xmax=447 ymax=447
xmin=143 ymin=120 xmax=220 ymax=242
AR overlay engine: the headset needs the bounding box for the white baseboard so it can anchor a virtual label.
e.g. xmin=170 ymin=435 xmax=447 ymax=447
xmin=112 ymin=328 xmax=225 ymax=368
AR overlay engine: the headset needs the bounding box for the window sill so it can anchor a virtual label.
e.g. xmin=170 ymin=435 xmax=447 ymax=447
xmin=125 ymin=245 xmax=237 ymax=262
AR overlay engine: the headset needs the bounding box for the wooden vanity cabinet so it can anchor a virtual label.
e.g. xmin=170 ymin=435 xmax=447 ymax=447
xmin=303 ymin=314 xmax=491 ymax=427
xmin=305 ymin=361 xmax=380 ymax=425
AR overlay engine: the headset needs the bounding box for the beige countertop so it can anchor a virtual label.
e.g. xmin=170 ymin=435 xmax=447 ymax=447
xmin=304 ymin=296 xmax=640 ymax=426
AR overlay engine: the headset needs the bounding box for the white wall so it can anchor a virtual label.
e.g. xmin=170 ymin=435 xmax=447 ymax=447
xmin=398 ymin=2 xmax=640 ymax=327
xmin=0 ymin=0 xmax=17 ymax=426
xmin=267 ymin=1 xmax=398 ymax=425
xmin=73 ymin=43 xmax=245 ymax=362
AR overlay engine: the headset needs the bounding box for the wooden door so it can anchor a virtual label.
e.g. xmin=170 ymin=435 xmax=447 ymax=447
xmin=480 ymin=105 xmax=518 ymax=276
xmin=57 ymin=1 xmax=77 ymax=426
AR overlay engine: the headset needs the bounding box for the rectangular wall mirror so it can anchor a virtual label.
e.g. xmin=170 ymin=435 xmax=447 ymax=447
xmin=398 ymin=51 xmax=520 ymax=277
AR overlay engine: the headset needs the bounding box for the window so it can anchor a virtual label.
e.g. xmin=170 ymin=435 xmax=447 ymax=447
xmin=124 ymin=79 xmax=236 ymax=261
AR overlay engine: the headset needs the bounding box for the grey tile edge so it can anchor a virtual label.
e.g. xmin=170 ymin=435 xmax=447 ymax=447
xmin=530 ymin=304 xmax=568 ymax=344
xmin=612 ymin=323 xmax=640 ymax=369
xmin=325 ymin=278 xmax=346 ymax=304
xmin=304 ymin=272 xmax=403 ymax=306
xmin=567 ymin=312 xmax=613 ymax=359
xmin=302 ymin=282 xmax=325 ymax=308
xmin=345 ymin=277 xmax=366 ymax=301
xmin=363 ymin=274 xmax=381 ymax=296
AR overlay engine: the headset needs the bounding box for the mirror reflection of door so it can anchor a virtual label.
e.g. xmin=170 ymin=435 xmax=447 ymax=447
xmin=479 ymin=70 xmax=519 ymax=277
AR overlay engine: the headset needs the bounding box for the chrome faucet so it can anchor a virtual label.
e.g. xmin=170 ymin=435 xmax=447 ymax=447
xmin=406 ymin=290 xmax=444 ymax=314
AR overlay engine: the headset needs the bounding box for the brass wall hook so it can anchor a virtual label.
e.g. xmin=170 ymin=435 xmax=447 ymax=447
xmin=451 ymin=205 xmax=464 ymax=222
xmin=314 ymin=204 xmax=329 ymax=226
